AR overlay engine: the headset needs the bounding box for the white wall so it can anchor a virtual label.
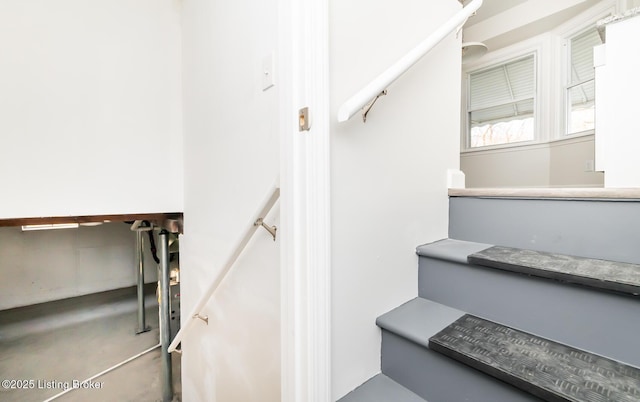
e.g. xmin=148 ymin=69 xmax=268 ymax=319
xmin=180 ymin=0 xmax=280 ymax=400
xmin=0 ymin=223 xmax=156 ymax=310
xmin=462 ymin=144 xmax=551 ymax=187
xmin=0 ymin=0 xmax=183 ymax=219
xmin=621 ymin=0 xmax=640 ymax=9
xmin=596 ymin=15 xmax=640 ymax=187
xmin=462 ymin=136 xmax=604 ymax=187
xmin=549 ymin=136 xmax=604 ymax=186
xmin=330 ymin=0 xmax=461 ymax=398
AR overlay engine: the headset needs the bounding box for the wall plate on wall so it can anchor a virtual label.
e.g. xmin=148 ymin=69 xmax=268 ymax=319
xmin=262 ymin=52 xmax=275 ymax=91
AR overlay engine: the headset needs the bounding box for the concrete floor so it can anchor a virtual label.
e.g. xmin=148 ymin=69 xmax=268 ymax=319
xmin=0 ymin=286 xmax=181 ymax=402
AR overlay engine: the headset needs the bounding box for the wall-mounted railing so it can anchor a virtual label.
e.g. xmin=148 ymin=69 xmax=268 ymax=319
xmin=168 ymin=184 xmax=280 ymax=353
xmin=337 ymin=0 xmax=483 ymax=123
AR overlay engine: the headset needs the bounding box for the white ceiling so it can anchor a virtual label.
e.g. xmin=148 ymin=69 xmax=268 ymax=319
xmin=464 ymin=0 xmax=529 ymax=27
xmin=462 ymin=0 xmax=605 ymax=51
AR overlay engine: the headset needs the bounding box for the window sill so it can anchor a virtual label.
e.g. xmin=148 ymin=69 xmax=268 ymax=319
xmin=562 ymin=129 xmax=595 ymax=140
xmin=461 ymin=139 xmax=542 ymax=154
xmin=461 ymin=134 xmax=596 ymax=156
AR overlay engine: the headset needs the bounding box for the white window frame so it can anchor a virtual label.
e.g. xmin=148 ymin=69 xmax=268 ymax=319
xmin=557 ymin=3 xmax=615 ymax=139
xmin=563 ymin=24 xmax=603 ymax=137
xmin=463 ymin=46 xmax=541 ymax=152
xmin=460 ymin=1 xmax=617 ymax=153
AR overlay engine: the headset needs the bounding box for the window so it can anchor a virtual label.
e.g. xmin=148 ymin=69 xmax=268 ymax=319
xmin=467 ymin=54 xmax=536 ymax=148
xmin=566 ymin=27 xmax=602 ymax=135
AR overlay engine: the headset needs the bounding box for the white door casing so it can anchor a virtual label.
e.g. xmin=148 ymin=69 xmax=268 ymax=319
xmin=278 ymin=0 xmax=332 ymax=401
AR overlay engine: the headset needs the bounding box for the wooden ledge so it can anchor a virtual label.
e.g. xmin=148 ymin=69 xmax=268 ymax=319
xmin=0 ymin=212 xmax=183 ymax=233
xmin=448 ymin=188 xmax=640 ymax=200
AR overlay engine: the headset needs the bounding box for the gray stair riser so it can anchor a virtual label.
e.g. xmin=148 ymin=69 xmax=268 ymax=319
xmin=449 ymin=197 xmax=640 ymax=265
xmin=418 ymin=257 xmax=640 ymax=368
xmin=381 ymin=330 xmax=541 ymax=402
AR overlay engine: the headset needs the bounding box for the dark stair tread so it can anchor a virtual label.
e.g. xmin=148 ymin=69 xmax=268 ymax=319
xmin=429 ymin=314 xmax=640 ymax=402
xmin=337 ymin=374 xmax=427 ymax=402
xmin=468 ymin=246 xmax=640 ymax=295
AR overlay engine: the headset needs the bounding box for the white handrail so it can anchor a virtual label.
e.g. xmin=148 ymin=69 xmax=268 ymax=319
xmin=337 ymin=0 xmax=483 ymax=122
xmin=168 ymin=184 xmax=280 ymax=353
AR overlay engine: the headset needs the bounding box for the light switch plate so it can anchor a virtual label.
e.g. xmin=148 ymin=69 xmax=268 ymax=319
xmin=262 ymin=53 xmax=275 ymax=91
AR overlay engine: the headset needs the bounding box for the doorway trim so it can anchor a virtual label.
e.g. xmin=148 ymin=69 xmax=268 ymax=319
xmin=278 ymin=0 xmax=332 ymax=400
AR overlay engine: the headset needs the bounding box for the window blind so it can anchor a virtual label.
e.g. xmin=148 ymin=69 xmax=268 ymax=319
xmin=570 ymin=28 xmax=602 ymax=84
xmin=469 ymin=54 xmax=535 ymax=124
xmin=569 ymin=28 xmax=602 ymax=106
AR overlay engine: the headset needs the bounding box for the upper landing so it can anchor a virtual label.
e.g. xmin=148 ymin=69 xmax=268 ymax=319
xmin=449 ymin=188 xmax=640 ymax=200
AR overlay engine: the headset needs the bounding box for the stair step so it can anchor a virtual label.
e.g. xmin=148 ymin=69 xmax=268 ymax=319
xmin=376 ymin=297 xmax=465 ymax=347
xmin=448 ymin=196 xmax=640 ymax=265
xmin=468 ymin=246 xmax=640 ymax=296
xmin=417 ymin=239 xmax=640 ymax=369
xmin=378 ymin=298 xmax=542 ymax=401
xmin=430 ymin=314 xmax=640 ymax=402
xmin=416 ymin=238 xmax=493 ymax=264
xmin=338 ymin=374 xmax=427 ymax=402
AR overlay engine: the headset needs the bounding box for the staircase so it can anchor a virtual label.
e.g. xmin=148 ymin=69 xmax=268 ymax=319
xmin=339 ymin=190 xmax=640 ymax=402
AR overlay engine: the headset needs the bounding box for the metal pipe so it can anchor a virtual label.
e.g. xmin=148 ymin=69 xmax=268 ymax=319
xmin=135 ymin=230 xmax=150 ymax=334
xmin=42 ymin=343 xmax=161 ymax=402
xmin=159 ymin=230 xmax=173 ymax=402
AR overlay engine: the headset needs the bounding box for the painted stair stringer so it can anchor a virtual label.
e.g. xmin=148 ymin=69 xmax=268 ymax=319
xmin=337 ymin=373 xmax=427 ymax=402
xmin=377 ymin=298 xmax=541 ymax=402
xmin=417 ymin=238 xmax=640 ymax=370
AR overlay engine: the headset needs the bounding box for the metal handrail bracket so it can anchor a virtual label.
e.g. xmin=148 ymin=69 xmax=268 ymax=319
xmin=168 ymin=184 xmax=280 ymax=353
xmin=337 ymin=0 xmax=483 ymax=123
